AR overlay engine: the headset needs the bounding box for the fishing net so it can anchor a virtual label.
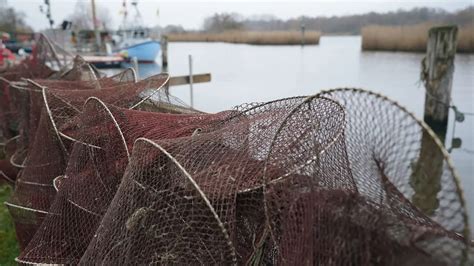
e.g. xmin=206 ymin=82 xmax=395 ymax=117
xmin=0 ymin=34 xmax=72 ymax=185
xmin=6 ymin=73 xmax=170 ymax=250
xmin=17 ymin=97 xmax=232 ymax=264
xmin=1 ymin=60 xmax=134 ymax=184
xmin=70 ymin=90 xmax=470 ymax=265
xmin=0 ymin=33 xmax=65 ymax=142
xmin=0 ymin=34 xmax=88 ymax=145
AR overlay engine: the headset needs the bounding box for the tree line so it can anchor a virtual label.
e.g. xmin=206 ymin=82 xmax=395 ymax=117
xmin=183 ymin=6 xmax=474 ymax=34
xmin=1 ymin=4 xmax=472 ymax=35
xmin=0 ymin=6 xmax=32 ymax=33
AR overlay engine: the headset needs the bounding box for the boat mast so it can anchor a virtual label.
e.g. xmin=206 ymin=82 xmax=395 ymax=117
xmin=131 ymin=0 xmax=142 ymax=27
xmin=121 ymin=0 xmax=128 ymax=30
xmin=91 ymin=0 xmax=102 ymax=51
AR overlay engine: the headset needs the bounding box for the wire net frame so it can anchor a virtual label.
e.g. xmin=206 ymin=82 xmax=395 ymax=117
xmin=5 ymin=73 xmax=170 ymax=251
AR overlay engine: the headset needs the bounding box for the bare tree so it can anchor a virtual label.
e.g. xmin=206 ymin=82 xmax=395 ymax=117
xmin=0 ymin=5 xmax=32 ymax=32
xmin=203 ymin=13 xmax=243 ymax=32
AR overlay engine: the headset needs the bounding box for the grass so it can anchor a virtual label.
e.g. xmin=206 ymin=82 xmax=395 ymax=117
xmin=0 ymin=184 xmax=19 ymax=265
xmin=167 ymin=30 xmax=320 ymax=45
xmin=361 ymin=23 xmax=474 ymax=53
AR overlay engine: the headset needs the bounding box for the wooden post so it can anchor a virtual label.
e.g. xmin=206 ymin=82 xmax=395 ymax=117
xmin=161 ymin=35 xmax=168 ymax=72
xmin=188 ymin=54 xmax=194 ymax=108
xmin=131 ymin=57 xmax=139 ymax=79
xmin=410 ymin=25 xmax=457 ymax=216
xmin=300 ymin=21 xmax=305 ymax=47
xmin=422 ymin=25 xmax=458 ymax=142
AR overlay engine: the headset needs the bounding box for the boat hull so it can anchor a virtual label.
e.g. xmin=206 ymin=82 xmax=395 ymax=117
xmin=120 ymin=41 xmax=160 ymax=63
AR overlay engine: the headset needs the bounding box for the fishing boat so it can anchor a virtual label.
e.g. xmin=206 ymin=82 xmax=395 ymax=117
xmin=114 ymin=28 xmax=160 ymax=63
xmin=113 ymin=0 xmax=160 ymax=63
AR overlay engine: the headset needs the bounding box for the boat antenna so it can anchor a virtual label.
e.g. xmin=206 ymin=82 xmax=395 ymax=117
xmin=131 ymin=0 xmax=143 ymax=28
xmin=120 ymin=0 xmax=128 ymax=30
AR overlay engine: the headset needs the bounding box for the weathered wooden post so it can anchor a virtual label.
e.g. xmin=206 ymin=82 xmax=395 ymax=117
xmin=161 ymin=35 xmax=168 ymax=72
xmin=411 ymin=25 xmax=457 ymax=215
xmin=422 ymin=25 xmax=458 ymax=142
xmin=188 ymin=54 xmax=194 ymax=108
xmin=300 ymin=20 xmax=306 ymax=47
xmin=131 ymin=57 xmax=139 ymax=79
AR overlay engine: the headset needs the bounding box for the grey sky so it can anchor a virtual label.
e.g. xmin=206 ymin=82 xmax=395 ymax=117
xmin=6 ymin=0 xmax=473 ymax=31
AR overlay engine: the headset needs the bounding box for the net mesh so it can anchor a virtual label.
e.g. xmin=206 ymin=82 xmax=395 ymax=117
xmin=13 ymin=90 xmax=472 ymax=265
xmin=5 ymin=73 xmax=170 ymax=250
xmin=0 ymin=33 xmax=72 ymax=185
xmin=18 ymin=98 xmax=231 ymax=264
xmin=2 ymin=59 xmax=135 ymax=183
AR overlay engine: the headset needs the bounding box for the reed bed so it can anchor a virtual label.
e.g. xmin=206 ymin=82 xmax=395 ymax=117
xmin=362 ymin=23 xmax=474 ymax=53
xmin=167 ymin=30 xmax=320 ymax=45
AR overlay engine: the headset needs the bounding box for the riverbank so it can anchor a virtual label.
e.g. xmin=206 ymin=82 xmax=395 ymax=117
xmin=167 ymin=30 xmax=320 ymax=45
xmin=361 ymin=23 xmax=474 ymax=53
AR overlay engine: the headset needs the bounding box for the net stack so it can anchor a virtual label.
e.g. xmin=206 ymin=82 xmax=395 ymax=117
xmin=5 ymin=72 xmax=169 ymax=250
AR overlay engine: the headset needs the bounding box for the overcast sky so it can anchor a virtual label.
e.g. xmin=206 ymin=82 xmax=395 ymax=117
xmin=5 ymin=0 xmax=473 ymax=31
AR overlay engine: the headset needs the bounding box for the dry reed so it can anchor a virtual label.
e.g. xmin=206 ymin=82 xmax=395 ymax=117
xmin=167 ymin=30 xmax=320 ymax=45
xmin=362 ymin=23 xmax=474 ymax=53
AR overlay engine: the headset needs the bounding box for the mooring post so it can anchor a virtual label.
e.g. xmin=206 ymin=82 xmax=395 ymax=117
xmin=131 ymin=57 xmax=139 ymax=79
xmin=410 ymin=25 xmax=458 ymax=216
xmin=161 ymin=35 xmax=168 ymax=72
xmin=300 ymin=20 xmax=306 ymax=47
xmin=188 ymin=54 xmax=194 ymax=108
xmin=422 ymin=25 xmax=458 ymax=143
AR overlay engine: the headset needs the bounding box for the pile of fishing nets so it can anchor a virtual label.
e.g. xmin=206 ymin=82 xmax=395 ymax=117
xmin=0 ymin=35 xmax=472 ymax=265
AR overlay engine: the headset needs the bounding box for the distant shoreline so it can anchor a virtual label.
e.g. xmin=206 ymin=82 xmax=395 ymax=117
xmin=361 ymin=23 xmax=474 ymax=53
xmin=166 ymin=31 xmax=320 ymax=45
xmin=165 ymin=26 xmax=473 ymax=53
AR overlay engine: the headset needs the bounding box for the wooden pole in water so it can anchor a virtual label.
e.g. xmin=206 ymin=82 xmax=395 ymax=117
xmin=161 ymin=35 xmax=168 ymax=72
xmin=300 ymin=20 xmax=306 ymax=47
xmin=188 ymin=54 xmax=194 ymax=108
xmin=422 ymin=25 xmax=458 ymax=142
xmin=131 ymin=57 xmax=139 ymax=79
xmin=410 ymin=25 xmax=458 ymax=216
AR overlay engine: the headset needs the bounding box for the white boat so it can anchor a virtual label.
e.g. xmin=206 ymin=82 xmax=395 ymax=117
xmin=114 ymin=28 xmax=160 ymax=63
xmin=113 ymin=0 xmax=160 ymax=63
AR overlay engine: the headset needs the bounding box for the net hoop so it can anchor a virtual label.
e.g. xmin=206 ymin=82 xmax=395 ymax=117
xmin=4 ymin=201 xmax=50 ymax=215
xmin=41 ymin=87 xmax=69 ymax=157
xmin=83 ymin=97 xmax=131 ymax=160
xmin=133 ymin=137 xmax=238 ymax=265
xmin=129 ymin=73 xmax=170 ymax=110
xmin=318 ymin=87 xmax=470 ymax=240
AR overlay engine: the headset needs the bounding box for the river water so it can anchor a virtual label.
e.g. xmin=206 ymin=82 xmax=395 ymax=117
xmin=120 ymin=36 xmax=474 ymax=233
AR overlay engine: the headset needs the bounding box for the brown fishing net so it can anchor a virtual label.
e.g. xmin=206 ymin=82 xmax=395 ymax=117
xmin=5 ymin=73 xmax=169 ymax=250
xmin=2 ymin=59 xmax=135 ymax=185
xmin=14 ymin=90 xmax=471 ymax=265
xmin=17 ymin=97 xmax=231 ymax=264
xmin=0 ymin=33 xmax=72 ymax=185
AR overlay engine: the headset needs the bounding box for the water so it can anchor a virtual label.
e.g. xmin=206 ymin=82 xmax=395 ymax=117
xmin=117 ymin=36 xmax=474 ymax=232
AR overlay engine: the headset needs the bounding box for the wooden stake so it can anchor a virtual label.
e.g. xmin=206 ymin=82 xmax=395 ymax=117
xmin=188 ymin=54 xmax=194 ymax=108
xmin=161 ymin=35 xmax=168 ymax=72
xmin=422 ymin=25 xmax=458 ymax=142
xmin=411 ymin=25 xmax=457 ymax=216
